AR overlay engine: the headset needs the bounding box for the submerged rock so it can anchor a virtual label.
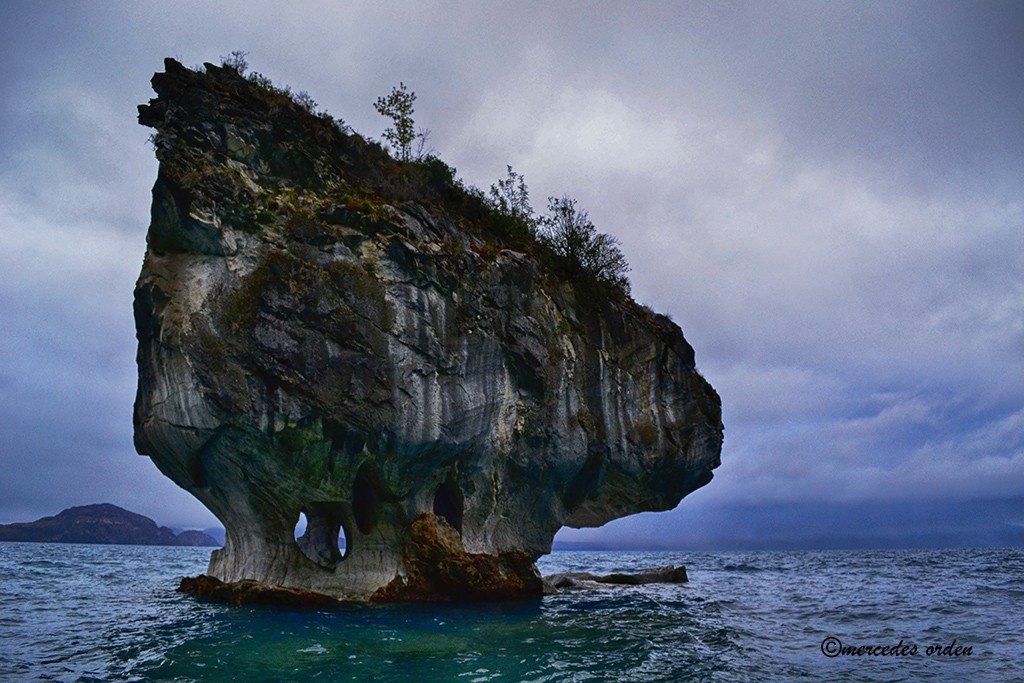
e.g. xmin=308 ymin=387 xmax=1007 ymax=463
xmin=543 ymin=565 xmax=689 ymax=593
xmin=134 ymin=58 xmax=723 ymax=601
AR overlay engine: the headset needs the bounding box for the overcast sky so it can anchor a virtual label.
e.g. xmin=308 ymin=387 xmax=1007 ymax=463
xmin=1 ymin=1 xmax=1022 ymax=548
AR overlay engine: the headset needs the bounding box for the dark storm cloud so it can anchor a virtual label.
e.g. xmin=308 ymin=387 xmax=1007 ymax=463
xmin=0 ymin=1 xmax=1021 ymax=545
xmin=681 ymin=1 xmax=1024 ymax=187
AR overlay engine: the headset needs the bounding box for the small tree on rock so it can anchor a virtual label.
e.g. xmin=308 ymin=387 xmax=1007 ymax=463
xmin=539 ymin=195 xmax=630 ymax=293
xmin=489 ymin=165 xmax=536 ymax=234
xmin=374 ymin=83 xmax=418 ymax=162
xmin=220 ymin=50 xmax=249 ymax=75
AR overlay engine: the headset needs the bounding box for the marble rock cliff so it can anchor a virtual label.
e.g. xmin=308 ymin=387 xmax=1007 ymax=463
xmin=134 ymin=59 xmax=723 ymax=601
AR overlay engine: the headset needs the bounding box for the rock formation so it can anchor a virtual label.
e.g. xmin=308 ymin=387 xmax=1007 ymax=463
xmin=0 ymin=504 xmax=218 ymax=546
xmin=134 ymin=59 xmax=723 ymax=601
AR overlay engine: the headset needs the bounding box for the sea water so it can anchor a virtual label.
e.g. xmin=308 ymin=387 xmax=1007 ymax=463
xmin=1 ymin=543 xmax=1021 ymax=682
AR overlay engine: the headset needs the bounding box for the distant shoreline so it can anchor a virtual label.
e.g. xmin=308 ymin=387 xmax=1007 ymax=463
xmin=0 ymin=503 xmax=219 ymax=547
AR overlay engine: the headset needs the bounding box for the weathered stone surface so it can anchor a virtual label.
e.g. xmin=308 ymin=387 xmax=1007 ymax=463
xmin=134 ymin=59 xmax=723 ymax=601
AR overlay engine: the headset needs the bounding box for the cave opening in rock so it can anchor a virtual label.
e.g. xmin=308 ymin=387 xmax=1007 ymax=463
xmin=293 ymin=503 xmax=348 ymax=568
xmin=433 ymin=479 xmax=464 ymax=533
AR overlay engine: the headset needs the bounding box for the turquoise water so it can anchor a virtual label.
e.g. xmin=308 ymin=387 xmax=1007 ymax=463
xmin=1 ymin=543 xmax=1021 ymax=681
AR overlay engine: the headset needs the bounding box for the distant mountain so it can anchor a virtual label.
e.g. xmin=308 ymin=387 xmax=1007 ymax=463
xmin=202 ymin=527 xmax=226 ymax=545
xmin=174 ymin=529 xmax=221 ymax=546
xmin=0 ymin=503 xmax=219 ymax=546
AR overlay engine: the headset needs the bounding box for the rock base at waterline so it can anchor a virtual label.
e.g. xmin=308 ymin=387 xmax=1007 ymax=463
xmin=178 ymin=575 xmax=341 ymax=609
xmin=178 ymin=560 xmax=691 ymax=609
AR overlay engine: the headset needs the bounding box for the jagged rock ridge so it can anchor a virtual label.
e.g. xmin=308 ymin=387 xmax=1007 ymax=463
xmin=134 ymin=58 xmax=723 ymax=601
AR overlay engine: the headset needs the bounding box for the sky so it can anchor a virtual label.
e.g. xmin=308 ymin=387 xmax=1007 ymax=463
xmin=1 ymin=1 xmax=1022 ymax=549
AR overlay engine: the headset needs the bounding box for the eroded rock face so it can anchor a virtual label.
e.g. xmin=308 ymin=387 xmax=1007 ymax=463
xmin=134 ymin=58 xmax=723 ymax=601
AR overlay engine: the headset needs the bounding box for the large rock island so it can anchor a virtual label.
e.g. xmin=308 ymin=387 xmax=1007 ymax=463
xmin=134 ymin=59 xmax=723 ymax=601
xmin=0 ymin=504 xmax=218 ymax=546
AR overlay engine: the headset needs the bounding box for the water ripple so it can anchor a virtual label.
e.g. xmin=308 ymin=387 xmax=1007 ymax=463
xmin=0 ymin=544 xmax=1022 ymax=681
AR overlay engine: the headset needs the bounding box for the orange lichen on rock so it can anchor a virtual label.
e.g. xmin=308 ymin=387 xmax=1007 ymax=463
xmin=371 ymin=513 xmax=543 ymax=602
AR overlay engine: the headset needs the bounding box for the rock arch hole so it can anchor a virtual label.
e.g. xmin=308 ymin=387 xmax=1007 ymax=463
xmin=433 ymin=479 xmax=463 ymax=533
xmin=293 ymin=503 xmax=348 ymax=568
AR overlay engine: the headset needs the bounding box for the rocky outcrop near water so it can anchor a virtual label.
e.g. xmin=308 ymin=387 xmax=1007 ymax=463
xmin=178 ymin=574 xmax=341 ymax=608
xmin=134 ymin=58 xmax=723 ymax=601
xmin=0 ymin=504 xmax=218 ymax=546
xmin=543 ymin=565 xmax=688 ymax=593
